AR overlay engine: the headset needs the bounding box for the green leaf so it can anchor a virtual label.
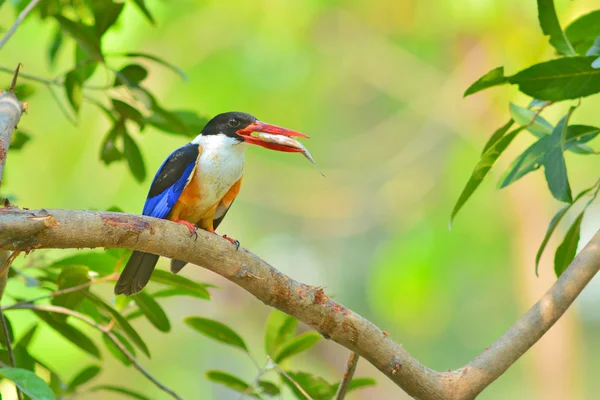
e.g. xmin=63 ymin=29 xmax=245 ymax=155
xmin=450 ymin=126 xmax=525 ymax=223
xmin=64 ymin=71 xmax=83 ymax=115
xmin=508 ymin=103 xmax=552 ymax=137
xmin=16 ymin=324 xmax=39 ymax=349
xmin=48 ymin=26 xmax=63 ymax=67
xmin=13 ymin=84 xmax=35 ymax=100
xmin=131 ymin=0 xmax=156 ymax=25
xmin=464 ymin=66 xmax=507 ymax=97
xmin=281 ymin=372 xmax=333 ymax=400
xmin=543 ymin=111 xmax=574 ymax=203
xmin=265 ymin=310 xmax=298 ymax=357
xmin=50 ymin=252 xmax=116 ymax=276
xmin=185 ymin=317 xmax=248 ymax=352
xmin=102 ymin=330 xmax=135 ymax=366
xmin=92 ymin=0 xmax=124 ymax=35
xmin=90 ymin=385 xmax=150 ymax=400
xmin=258 ymin=380 xmax=280 ymax=396
xmin=100 ymin=121 xmax=125 ymax=165
xmin=148 ymin=269 xmax=211 ymax=299
xmin=132 ymin=292 xmax=170 ymax=332
xmin=51 ymin=266 xmax=91 ymax=319
xmin=498 ymin=136 xmax=549 ymax=189
xmin=54 ymin=16 xmax=102 ymax=60
xmin=10 ymin=131 xmax=31 ymax=150
xmin=114 ymin=64 xmax=148 ymax=87
xmin=32 ymin=310 xmax=101 ymax=359
xmin=508 ymin=57 xmax=600 ymax=101
xmin=68 ymin=365 xmax=101 ymax=390
xmin=345 ymin=377 xmax=377 ymax=392
xmin=0 ymin=314 xmax=14 ymax=349
xmin=122 ymin=52 xmax=187 ymax=81
xmin=536 ymin=0 xmax=576 ymax=56
xmin=274 ymin=332 xmax=321 ymax=363
xmin=565 ymin=10 xmax=600 ymax=55
xmin=0 ymin=347 xmax=35 ymax=377
xmin=554 ymin=211 xmax=584 ymax=277
xmin=145 ymin=109 xmax=208 ymax=137
xmin=74 ymin=45 xmax=99 ymax=83
xmin=205 ymin=370 xmax=258 ymax=398
xmin=481 ymin=119 xmax=514 ymax=154
xmin=112 ymin=99 xmax=145 ymax=129
xmin=123 ymin=132 xmax=146 ymax=182
xmin=84 ymin=292 xmax=150 ymax=357
xmin=0 ymin=368 xmax=55 ymax=400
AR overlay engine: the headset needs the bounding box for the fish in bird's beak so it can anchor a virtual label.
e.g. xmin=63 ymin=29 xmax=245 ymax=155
xmin=237 ymin=121 xmax=309 ymax=152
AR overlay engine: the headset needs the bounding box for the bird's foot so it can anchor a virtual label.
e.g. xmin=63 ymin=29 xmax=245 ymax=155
xmin=222 ymin=234 xmax=240 ymax=250
xmin=173 ymin=219 xmax=199 ymax=241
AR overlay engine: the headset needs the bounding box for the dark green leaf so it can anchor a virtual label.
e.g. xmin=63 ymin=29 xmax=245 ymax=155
xmin=481 ymin=120 xmax=514 ymax=154
xmin=100 ymin=121 xmax=125 ymax=165
xmin=132 ymin=292 xmax=170 ymax=332
xmin=131 ymin=0 xmax=156 ymax=25
xmin=122 ymin=52 xmax=187 ymax=81
xmin=450 ymin=126 xmax=525 ymax=223
xmin=32 ymin=310 xmax=101 ymax=359
xmin=68 ymin=365 xmax=101 ymax=390
xmin=48 ymin=26 xmax=63 ymax=67
xmin=102 ymin=330 xmax=135 ymax=366
xmin=185 ymin=317 xmax=248 ymax=351
xmin=499 ymin=136 xmax=549 ymax=189
xmin=149 ymin=269 xmax=211 ymax=299
xmin=51 ymin=266 xmax=91 ymax=320
xmin=123 ymin=132 xmax=146 ymax=182
xmin=543 ymin=111 xmax=574 ymax=203
xmin=84 ymin=292 xmax=150 ymax=357
xmin=508 ymin=103 xmax=552 ymax=137
xmin=536 ymin=0 xmax=576 ymax=55
xmin=464 ymin=66 xmax=507 ymax=97
xmin=13 ymin=84 xmax=35 ymax=100
xmin=258 ymin=380 xmax=280 ymax=396
xmin=10 ymin=131 xmax=31 ymax=150
xmin=50 ymin=252 xmax=116 ymax=276
xmin=90 ymin=385 xmax=150 ymax=400
xmin=64 ymin=71 xmax=83 ymax=115
xmin=0 ymin=368 xmax=55 ymax=400
xmin=0 ymin=346 xmax=36 ymax=375
xmin=54 ymin=16 xmax=102 ymax=60
xmin=205 ymin=370 xmax=258 ymax=398
xmin=274 ymin=332 xmax=321 ymax=363
xmin=508 ymin=57 xmax=600 ymax=101
xmin=565 ymin=10 xmax=600 ymax=55
xmin=112 ymin=100 xmax=145 ymax=128
xmin=281 ymin=372 xmax=333 ymax=400
xmin=332 ymin=377 xmax=376 ymax=393
xmin=145 ymin=109 xmax=208 ymax=137
xmin=265 ymin=310 xmax=298 ymax=357
xmin=0 ymin=314 xmax=15 ymax=349
xmin=92 ymin=0 xmax=124 ymax=35
xmin=16 ymin=324 xmax=39 ymax=349
xmin=114 ymin=64 xmax=148 ymax=87
xmin=74 ymin=45 xmax=99 ymax=83
xmin=554 ymin=211 xmax=584 ymax=276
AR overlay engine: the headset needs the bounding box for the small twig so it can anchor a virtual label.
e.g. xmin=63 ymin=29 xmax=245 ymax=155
xmin=0 ymin=66 xmax=59 ymax=86
xmin=240 ymin=366 xmax=267 ymax=400
xmin=334 ymin=352 xmax=360 ymax=400
xmin=0 ymin=251 xmax=22 ymax=400
xmin=46 ymin=85 xmax=77 ymax=125
xmin=4 ymin=304 xmax=183 ymax=400
xmin=268 ymin=357 xmax=313 ymax=400
xmin=0 ymin=251 xmax=21 ymax=278
xmin=0 ymin=0 xmax=42 ymax=50
xmin=9 ymin=64 xmax=21 ymax=92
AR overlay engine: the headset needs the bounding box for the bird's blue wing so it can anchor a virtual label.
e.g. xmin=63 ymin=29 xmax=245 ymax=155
xmin=142 ymin=143 xmax=201 ymax=219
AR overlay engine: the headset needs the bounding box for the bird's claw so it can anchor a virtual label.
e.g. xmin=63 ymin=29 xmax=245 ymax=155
xmin=173 ymin=219 xmax=199 ymax=241
xmin=222 ymin=235 xmax=240 ymax=250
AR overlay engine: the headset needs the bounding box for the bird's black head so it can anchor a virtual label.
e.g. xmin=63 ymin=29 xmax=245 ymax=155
xmin=201 ymin=112 xmax=258 ymax=140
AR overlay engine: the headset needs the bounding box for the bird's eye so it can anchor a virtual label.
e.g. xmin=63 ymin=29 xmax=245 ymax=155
xmin=228 ymin=119 xmax=240 ymax=127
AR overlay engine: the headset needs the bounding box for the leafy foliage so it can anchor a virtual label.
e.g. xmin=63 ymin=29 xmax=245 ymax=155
xmin=456 ymin=0 xmax=600 ymax=277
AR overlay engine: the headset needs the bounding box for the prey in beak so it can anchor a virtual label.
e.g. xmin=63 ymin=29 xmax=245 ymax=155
xmin=237 ymin=121 xmax=309 ymax=152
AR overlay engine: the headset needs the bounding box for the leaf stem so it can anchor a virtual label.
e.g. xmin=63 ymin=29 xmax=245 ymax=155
xmin=0 ymin=0 xmax=41 ymax=51
xmin=268 ymin=357 xmax=314 ymax=400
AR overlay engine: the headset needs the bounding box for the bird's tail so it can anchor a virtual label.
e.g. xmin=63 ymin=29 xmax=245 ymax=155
xmin=114 ymin=251 xmax=160 ymax=296
xmin=170 ymin=259 xmax=187 ymax=274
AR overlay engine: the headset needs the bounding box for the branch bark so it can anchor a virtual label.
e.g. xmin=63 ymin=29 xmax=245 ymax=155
xmin=0 ymin=208 xmax=598 ymax=399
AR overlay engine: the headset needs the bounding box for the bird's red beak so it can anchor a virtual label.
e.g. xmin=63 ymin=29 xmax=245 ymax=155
xmin=236 ymin=121 xmax=308 ymax=152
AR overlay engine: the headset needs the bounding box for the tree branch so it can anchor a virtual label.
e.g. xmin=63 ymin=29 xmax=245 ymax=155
xmin=334 ymin=352 xmax=359 ymax=400
xmin=0 ymin=70 xmax=25 ymax=189
xmin=0 ymin=0 xmax=41 ymax=51
xmin=0 ymin=208 xmax=598 ymax=399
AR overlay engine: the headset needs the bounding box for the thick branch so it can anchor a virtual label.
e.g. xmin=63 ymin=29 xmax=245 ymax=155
xmin=0 ymin=208 xmax=598 ymax=400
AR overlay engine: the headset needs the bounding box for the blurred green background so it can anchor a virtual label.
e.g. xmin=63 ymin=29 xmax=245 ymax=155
xmin=2 ymin=0 xmax=600 ymax=398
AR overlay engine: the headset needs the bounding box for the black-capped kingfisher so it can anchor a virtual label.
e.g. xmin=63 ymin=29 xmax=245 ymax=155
xmin=114 ymin=112 xmax=306 ymax=296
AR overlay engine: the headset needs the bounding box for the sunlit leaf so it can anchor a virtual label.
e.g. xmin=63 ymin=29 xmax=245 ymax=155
xmin=102 ymin=330 xmax=135 ymax=366
xmin=536 ymin=0 xmax=576 ymax=56
xmin=90 ymin=385 xmax=150 ymax=400
xmin=274 ymin=332 xmax=321 ymax=363
xmin=481 ymin=120 xmax=514 ymax=154
xmin=123 ymin=132 xmax=146 ymax=182
xmin=464 ymin=66 xmax=507 ymax=97
xmin=132 ymin=292 xmax=170 ymax=332
xmin=450 ymin=126 xmax=525 ymax=223
xmin=10 ymin=131 xmax=31 ymax=150
xmin=54 ymin=16 xmax=102 ymax=60
xmin=281 ymin=371 xmax=333 ymax=400
xmin=205 ymin=370 xmax=258 ymax=398
xmin=185 ymin=317 xmax=248 ymax=352
xmin=50 ymin=252 xmax=116 ymax=276
xmin=68 ymin=365 xmax=101 ymax=391
xmin=32 ymin=310 xmax=101 ymax=359
xmin=122 ymin=52 xmax=187 ymax=81
xmin=13 ymin=84 xmax=35 ymax=100
xmin=508 ymin=103 xmax=552 ymax=137
xmin=554 ymin=211 xmax=584 ymax=277
xmin=112 ymin=99 xmax=145 ymax=129
xmin=16 ymin=324 xmax=39 ymax=349
xmin=114 ymin=64 xmax=148 ymax=87
xmin=51 ymin=265 xmax=91 ymax=320
xmin=265 ymin=310 xmax=298 ymax=357
xmin=565 ymin=10 xmax=600 ymax=55
xmin=149 ymin=269 xmax=211 ymax=299
xmin=0 ymin=367 xmax=55 ymax=400
xmin=64 ymin=70 xmax=83 ymax=115
xmin=131 ymin=0 xmax=156 ymax=25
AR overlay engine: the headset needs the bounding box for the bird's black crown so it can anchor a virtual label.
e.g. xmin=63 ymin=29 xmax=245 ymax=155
xmin=201 ymin=112 xmax=258 ymax=139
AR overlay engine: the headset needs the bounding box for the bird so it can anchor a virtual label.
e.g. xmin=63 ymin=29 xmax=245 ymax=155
xmin=114 ymin=112 xmax=307 ymax=296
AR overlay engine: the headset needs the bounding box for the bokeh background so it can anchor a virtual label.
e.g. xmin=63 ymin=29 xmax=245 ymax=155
xmin=2 ymin=0 xmax=600 ymax=398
